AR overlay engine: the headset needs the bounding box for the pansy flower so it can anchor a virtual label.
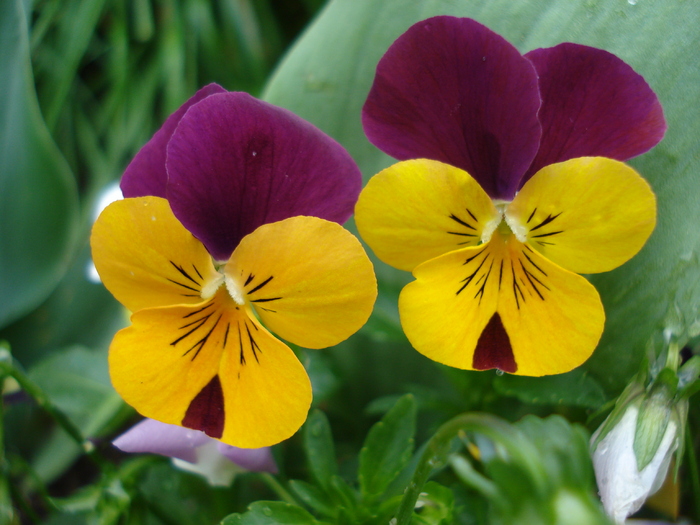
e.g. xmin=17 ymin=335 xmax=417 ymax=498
xmin=91 ymin=85 xmax=376 ymax=447
xmin=355 ymin=17 xmax=664 ymax=376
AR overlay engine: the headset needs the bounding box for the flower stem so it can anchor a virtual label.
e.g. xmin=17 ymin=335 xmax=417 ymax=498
xmin=0 ymin=346 xmax=108 ymax=471
xmin=260 ymin=473 xmax=297 ymax=505
xmin=0 ymin=357 xmax=16 ymax=524
xmin=393 ymin=412 xmax=546 ymax=525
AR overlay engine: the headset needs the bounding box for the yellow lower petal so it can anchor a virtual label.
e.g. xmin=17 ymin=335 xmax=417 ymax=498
xmin=399 ymin=231 xmax=605 ymax=376
xmin=224 ymin=216 xmax=376 ymax=349
xmin=109 ymin=289 xmax=311 ymax=447
xmin=399 ymin=243 xmax=499 ymax=369
xmin=505 ymin=157 xmax=656 ymax=274
xmin=355 ymin=159 xmax=499 ymax=271
xmin=91 ymin=197 xmax=220 ymax=312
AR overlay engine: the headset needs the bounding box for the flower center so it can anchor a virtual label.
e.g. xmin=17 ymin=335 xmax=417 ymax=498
xmin=481 ymin=201 xmax=526 ymax=244
xmin=200 ymin=265 xmax=246 ymax=306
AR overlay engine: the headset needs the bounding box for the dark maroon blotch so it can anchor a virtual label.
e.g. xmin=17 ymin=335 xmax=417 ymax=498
xmin=182 ymin=375 xmax=225 ymax=438
xmin=472 ymin=313 xmax=517 ymax=373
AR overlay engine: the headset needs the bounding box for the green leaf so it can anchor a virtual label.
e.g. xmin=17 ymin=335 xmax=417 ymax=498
xmin=26 ymin=346 xmax=125 ymax=482
xmin=412 ymin=481 xmax=455 ymax=525
xmin=288 ymin=480 xmax=337 ymax=519
xmin=302 ymin=410 xmax=337 ymax=488
xmin=493 ymin=369 xmax=607 ymax=408
xmin=221 ymin=501 xmax=329 ymax=525
xmin=358 ymin=394 xmax=416 ymax=499
xmin=0 ymin=0 xmax=79 ymax=329
xmin=264 ymin=0 xmax=700 ymax=394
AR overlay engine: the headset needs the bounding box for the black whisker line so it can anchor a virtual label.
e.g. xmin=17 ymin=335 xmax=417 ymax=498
xmin=183 ymin=303 xmax=214 ymax=318
xmin=238 ymin=322 xmax=245 ymax=365
xmin=166 ymin=278 xmax=199 ymax=293
xmin=170 ymin=261 xmax=200 ymax=286
xmin=466 ymin=209 xmax=478 ymax=222
xmin=520 ymin=260 xmax=546 ymax=300
xmin=447 ymin=231 xmax=477 ymax=237
xmin=260 ymin=307 xmax=277 ymax=313
xmin=248 ymin=275 xmax=274 ymax=294
xmin=192 ymin=264 xmax=203 ymax=280
xmin=449 ymin=213 xmax=476 ymax=231
xmin=532 ymin=230 xmax=563 ymax=239
xmin=244 ymin=273 xmax=254 ymax=286
xmin=180 ymin=294 xmax=200 ymax=297
xmin=527 ymin=208 xmax=537 ymax=224
xmin=521 ymin=261 xmax=550 ymax=292
xmin=511 ymin=261 xmax=524 ymax=309
xmin=179 ymin=313 xmax=212 ymax=329
xmin=245 ymin=322 xmax=261 ymax=363
xmin=457 ymin=253 xmax=490 ymax=295
xmin=251 ymin=297 xmax=282 ymax=303
xmin=498 ymin=260 xmax=504 ymax=290
xmin=223 ymin=323 xmax=230 ymax=348
xmin=530 ymin=212 xmax=562 ymax=232
xmin=172 ymin=315 xmax=210 ymax=345
xmin=522 ymin=251 xmax=548 ymax=276
xmin=537 ymin=241 xmax=555 ymax=246
xmin=474 ymin=260 xmax=494 ymax=304
xmin=463 ymin=248 xmax=486 ymax=265
xmin=186 ymin=314 xmax=222 ymax=361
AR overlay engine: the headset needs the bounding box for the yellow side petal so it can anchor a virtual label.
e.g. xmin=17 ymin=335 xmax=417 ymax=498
xmin=399 ymin=242 xmax=499 ymax=369
xmin=356 ymin=159 xmax=499 ymax=271
xmin=109 ymin=290 xmax=311 ymax=448
xmin=91 ymin=197 xmax=220 ymax=311
xmin=496 ymin=237 xmax=605 ymax=376
xmin=505 ymin=157 xmax=656 ymax=274
xmin=224 ymin=216 xmax=377 ymax=349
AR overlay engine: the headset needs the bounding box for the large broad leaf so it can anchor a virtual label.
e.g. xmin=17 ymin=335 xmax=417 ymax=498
xmin=264 ymin=0 xmax=700 ymax=394
xmin=0 ymin=0 xmax=79 ymax=329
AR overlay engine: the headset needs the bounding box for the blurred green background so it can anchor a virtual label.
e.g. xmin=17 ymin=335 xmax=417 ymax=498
xmin=2 ymin=0 xmax=699 ymax=523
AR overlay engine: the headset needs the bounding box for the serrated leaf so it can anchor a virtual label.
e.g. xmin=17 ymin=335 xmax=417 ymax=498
xmin=302 ymin=410 xmax=337 ymax=488
xmin=221 ymin=501 xmax=329 ymax=525
xmin=264 ymin=0 xmax=700 ymax=394
xmin=0 ymin=0 xmax=79 ymax=329
xmin=359 ymin=394 xmax=416 ymax=499
xmin=493 ymin=369 xmax=607 ymax=408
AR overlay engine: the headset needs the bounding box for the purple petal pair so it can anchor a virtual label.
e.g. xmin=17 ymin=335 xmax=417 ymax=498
xmin=122 ymin=84 xmax=362 ymax=261
xmin=363 ymin=16 xmax=665 ymax=200
xmin=113 ymin=419 xmax=277 ymax=485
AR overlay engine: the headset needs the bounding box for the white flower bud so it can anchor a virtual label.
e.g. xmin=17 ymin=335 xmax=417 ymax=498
xmin=591 ymin=402 xmax=678 ymax=524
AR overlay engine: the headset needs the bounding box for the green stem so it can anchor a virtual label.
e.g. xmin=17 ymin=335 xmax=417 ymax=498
xmin=260 ymin=473 xmax=298 ymax=505
xmin=1 ymin=367 xmax=16 ymax=524
xmin=393 ymin=413 xmax=546 ymax=525
xmin=0 ymin=359 xmax=108 ymax=471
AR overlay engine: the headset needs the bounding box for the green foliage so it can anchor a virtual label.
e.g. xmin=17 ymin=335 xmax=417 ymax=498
xmin=222 ymin=501 xmax=330 ymax=525
xmin=302 ymin=410 xmax=337 ymax=489
xmin=3 ymin=0 xmax=700 ymax=523
xmin=0 ymin=0 xmax=79 ymax=329
xmin=358 ymin=394 xmax=416 ymax=500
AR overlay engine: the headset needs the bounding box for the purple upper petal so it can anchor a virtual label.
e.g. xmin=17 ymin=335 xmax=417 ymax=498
xmin=166 ymin=92 xmax=362 ymax=260
xmin=522 ymin=43 xmax=666 ymax=182
xmin=113 ymin=418 xmax=209 ymax=463
xmin=120 ymin=84 xmax=227 ymax=198
xmin=362 ymin=16 xmax=542 ymax=200
xmin=216 ymin=443 xmax=278 ymax=474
